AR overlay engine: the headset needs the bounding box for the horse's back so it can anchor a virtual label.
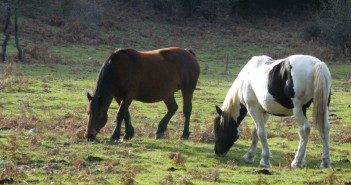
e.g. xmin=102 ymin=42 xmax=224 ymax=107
xmin=110 ymin=47 xmax=199 ymax=102
xmin=243 ymin=55 xmax=325 ymax=115
xmin=158 ymin=47 xmax=200 ymax=90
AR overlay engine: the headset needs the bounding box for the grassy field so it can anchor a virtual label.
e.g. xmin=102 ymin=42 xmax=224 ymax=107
xmin=1 ymin=15 xmax=351 ymax=184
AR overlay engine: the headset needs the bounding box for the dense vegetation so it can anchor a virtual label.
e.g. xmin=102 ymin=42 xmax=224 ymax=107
xmin=0 ymin=1 xmax=351 ymax=184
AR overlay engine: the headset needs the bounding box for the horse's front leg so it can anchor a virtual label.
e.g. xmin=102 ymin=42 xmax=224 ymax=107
xmin=243 ymin=125 xmax=258 ymax=163
xmin=111 ymin=99 xmax=132 ymax=141
xmin=123 ymin=110 xmax=134 ymax=141
xmin=248 ymin=108 xmax=271 ymax=168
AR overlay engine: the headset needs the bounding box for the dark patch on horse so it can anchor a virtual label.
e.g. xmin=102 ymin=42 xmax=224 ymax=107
xmin=93 ymin=59 xmax=114 ymax=104
xmin=327 ymin=89 xmax=331 ymax=107
xmin=265 ymin=111 xmax=290 ymax=117
xmin=264 ymin=59 xmax=274 ymax=65
xmin=268 ymin=59 xmax=295 ymax=109
xmin=186 ymin=48 xmax=196 ymax=57
xmin=237 ymin=103 xmax=248 ymax=124
xmin=303 ymin=99 xmax=313 ymax=117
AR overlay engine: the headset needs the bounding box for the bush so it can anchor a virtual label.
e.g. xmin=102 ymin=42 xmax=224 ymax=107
xmin=302 ymin=22 xmax=321 ymax=41
xmin=318 ymin=0 xmax=351 ymax=56
xmin=151 ymin=0 xmax=180 ymax=16
xmin=69 ymin=0 xmax=105 ymax=25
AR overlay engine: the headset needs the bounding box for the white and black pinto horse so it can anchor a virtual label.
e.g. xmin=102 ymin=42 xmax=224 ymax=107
xmin=214 ymin=55 xmax=332 ymax=168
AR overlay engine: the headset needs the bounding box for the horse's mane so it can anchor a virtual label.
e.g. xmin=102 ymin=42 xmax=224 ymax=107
xmin=92 ymin=55 xmax=114 ymax=99
xmin=221 ymin=79 xmax=241 ymax=125
xmin=220 ymin=55 xmax=272 ymax=125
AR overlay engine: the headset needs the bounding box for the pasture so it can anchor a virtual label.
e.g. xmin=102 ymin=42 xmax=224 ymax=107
xmin=1 ymin=15 xmax=351 ymax=184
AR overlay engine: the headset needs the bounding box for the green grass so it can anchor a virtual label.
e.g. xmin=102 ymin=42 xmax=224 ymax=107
xmin=1 ymin=17 xmax=351 ymax=184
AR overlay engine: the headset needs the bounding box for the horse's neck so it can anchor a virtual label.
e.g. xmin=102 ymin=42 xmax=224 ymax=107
xmin=93 ymin=62 xmax=116 ymax=110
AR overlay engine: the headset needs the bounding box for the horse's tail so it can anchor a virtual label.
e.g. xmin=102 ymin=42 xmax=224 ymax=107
xmin=186 ymin=48 xmax=196 ymax=57
xmin=313 ymin=61 xmax=331 ymax=133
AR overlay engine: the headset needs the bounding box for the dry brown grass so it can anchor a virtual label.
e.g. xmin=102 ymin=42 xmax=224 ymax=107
xmin=324 ymin=170 xmax=340 ymax=184
xmin=191 ymin=121 xmax=214 ymax=142
xmin=73 ymin=158 xmax=87 ymax=170
xmin=168 ymin=152 xmax=185 ymax=167
xmin=240 ymin=121 xmax=252 ymax=140
xmin=119 ymin=171 xmax=135 ymax=185
xmin=0 ymin=166 xmax=26 ymax=181
xmin=159 ymin=174 xmax=175 ymax=185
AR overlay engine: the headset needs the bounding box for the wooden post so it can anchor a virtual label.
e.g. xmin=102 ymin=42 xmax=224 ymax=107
xmin=15 ymin=7 xmax=23 ymax=62
xmin=1 ymin=7 xmax=11 ymax=62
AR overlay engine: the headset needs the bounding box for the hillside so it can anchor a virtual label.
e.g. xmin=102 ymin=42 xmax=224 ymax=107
xmin=1 ymin=2 xmax=351 ymax=184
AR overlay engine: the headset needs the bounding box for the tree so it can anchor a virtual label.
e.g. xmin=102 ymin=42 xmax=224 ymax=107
xmin=1 ymin=2 xmax=23 ymax=63
xmin=319 ymin=0 xmax=351 ymax=56
xmin=15 ymin=7 xmax=23 ymax=62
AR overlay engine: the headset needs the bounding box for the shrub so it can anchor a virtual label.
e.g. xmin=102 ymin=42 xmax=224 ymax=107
xmin=302 ymin=22 xmax=321 ymax=41
xmin=318 ymin=0 xmax=351 ymax=56
xmin=69 ymin=0 xmax=105 ymax=25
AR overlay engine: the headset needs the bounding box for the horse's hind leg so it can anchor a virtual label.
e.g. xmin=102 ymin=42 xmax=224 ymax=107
xmin=155 ymin=95 xmax=178 ymax=139
xmin=123 ymin=110 xmax=134 ymax=141
xmin=319 ymin=109 xmax=331 ymax=168
xmin=181 ymin=90 xmax=194 ymax=139
xmin=291 ymin=106 xmax=311 ymax=168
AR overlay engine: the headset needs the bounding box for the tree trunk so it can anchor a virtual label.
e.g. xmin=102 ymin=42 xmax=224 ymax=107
xmin=1 ymin=7 xmax=11 ymax=62
xmin=15 ymin=7 xmax=23 ymax=62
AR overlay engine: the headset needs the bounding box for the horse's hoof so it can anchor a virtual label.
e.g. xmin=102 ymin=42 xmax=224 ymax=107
xmin=122 ymin=135 xmax=132 ymax=141
xmin=127 ymin=127 xmax=135 ymax=138
xmin=320 ymin=162 xmax=331 ymax=169
xmin=155 ymin=133 xmax=164 ymax=139
xmin=110 ymin=135 xmax=120 ymax=141
xmin=243 ymin=153 xmax=255 ymax=164
xmin=291 ymin=159 xmax=304 ymax=169
xmin=259 ymin=159 xmax=271 ymax=168
xmin=320 ymin=157 xmax=331 ymax=169
xmin=181 ymin=132 xmax=190 ymax=140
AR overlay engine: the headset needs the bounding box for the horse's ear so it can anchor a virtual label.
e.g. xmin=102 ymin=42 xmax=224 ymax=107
xmin=215 ymin=105 xmax=223 ymax=115
xmin=87 ymin=92 xmax=92 ymax=101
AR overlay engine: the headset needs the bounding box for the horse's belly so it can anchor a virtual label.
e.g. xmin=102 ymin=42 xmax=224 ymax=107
xmin=261 ymin=95 xmax=293 ymax=116
xmin=135 ymin=83 xmax=178 ymax=103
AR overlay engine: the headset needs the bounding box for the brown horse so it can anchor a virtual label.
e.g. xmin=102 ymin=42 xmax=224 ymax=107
xmin=85 ymin=47 xmax=200 ymax=141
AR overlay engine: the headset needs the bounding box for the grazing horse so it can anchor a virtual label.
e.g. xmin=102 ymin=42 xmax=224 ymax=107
xmin=214 ymin=55 xmax=332 ymax=168
xmin=85 ymin=47 xmax=200 ymax=141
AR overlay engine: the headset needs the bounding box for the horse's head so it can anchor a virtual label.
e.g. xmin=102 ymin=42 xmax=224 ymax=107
xmin=85 ymin=92 xmax=108 ymax=141
xmin=214 ymin=106 xmax=240 ymax=157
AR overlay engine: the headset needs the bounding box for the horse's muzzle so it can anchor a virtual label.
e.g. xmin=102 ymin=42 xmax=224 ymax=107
xmin=214 ymin=146 xmax=228 ymax=157
xmin=86 ymin=133 xmax=96 ymax=141
xmin=216 ymin=152 xmax=227 ymax=157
